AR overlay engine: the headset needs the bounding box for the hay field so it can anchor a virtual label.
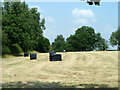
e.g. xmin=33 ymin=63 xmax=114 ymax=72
xmin=2 ymin=51 xmax=118 ymax=88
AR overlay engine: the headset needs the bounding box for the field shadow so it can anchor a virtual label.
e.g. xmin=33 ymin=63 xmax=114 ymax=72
xmin=2 ymin=54 xmax=24 ymax=58
xmin=2 ymin=81 xmax=76 ymax=88
xmin=78 ymin=84 xmax=109 ymax=88
xmin=2 ymin=81 xmax=117 ymax=88
xmin=12 ymin=54 xmax=23 ymax=57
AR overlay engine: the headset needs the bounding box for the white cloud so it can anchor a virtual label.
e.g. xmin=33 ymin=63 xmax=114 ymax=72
xmin=46 ymin=17 xmax=55 ymax=23
xmin=72 ymin=8 xmax=94 ymax=18
xmin=74 ymin=18 xmax=88 ymax=24
xmin=72 ymin=8 xmax=96 ymax=24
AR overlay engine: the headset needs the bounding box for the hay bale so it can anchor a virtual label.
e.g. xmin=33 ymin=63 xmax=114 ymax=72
xmin=49 ymin=56 xmax=54 ymax=61
xmin=24 ymin=52 xmax=29 ymax=57
xmin=30 ymin=53 xmax=37 ymax=60
xmin=49 ymin=51 xmax=62 ymax=61
xmin=53 ymin=54 xmax=62 ymax=61
xmin=49 ymin=51 xmax=55 ymax=61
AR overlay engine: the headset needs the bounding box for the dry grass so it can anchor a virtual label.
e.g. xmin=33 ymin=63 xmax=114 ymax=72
xmin=2 ymin=51 xmax=118 ymax=88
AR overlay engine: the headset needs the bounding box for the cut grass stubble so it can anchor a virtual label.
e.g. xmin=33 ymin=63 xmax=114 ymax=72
xmin=2 ymin=51 xmax=118 ymax=88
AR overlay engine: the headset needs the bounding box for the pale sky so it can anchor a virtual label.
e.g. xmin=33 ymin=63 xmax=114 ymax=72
xmin=25 ymin=2 xmax=118 ymax=50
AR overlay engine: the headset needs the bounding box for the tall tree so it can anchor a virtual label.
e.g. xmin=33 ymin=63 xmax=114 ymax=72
xmin=52 ymin=35 xmax=66 ymax=52
xmin=67 ymin=26 xmax=96 ymax=51
xmin=2 ymin=1 xmax=50 ymax=54
xmin=2 ymin=31 xmax=11 ymax=54
xmin=67 ymin=26 xmax=108 ymax=51
xmin=110 ymin=27 xmax=120 ymax=50
xmin=94 ymin=33 xmax=109 ymax=50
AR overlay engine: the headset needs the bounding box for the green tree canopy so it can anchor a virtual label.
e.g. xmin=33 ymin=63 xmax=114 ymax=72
xmin=94 ymin=33 xmax=109 ymax=50
xmin=67 ymin=26 xmax=96 ymax=51
xmin=67 ymin=26 xmax=108 ymax=51
xmin=110 ymin=27 xmax=120 ymax=50
xmin=52 ymin=35 xmax=67 ymax=52
xmin=2 ymin=1 xmax=50 ymax=54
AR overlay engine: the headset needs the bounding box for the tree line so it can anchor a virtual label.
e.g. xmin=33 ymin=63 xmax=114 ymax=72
xmin=2 ymin=1 xmax=120 ymax=55
xmin=2 ymin=1 xmax=50 ymax=55
xmin=52 ymin=26 xmax=120 ymax=52
xmin=52 ymin=26 xmax=109 ymax=52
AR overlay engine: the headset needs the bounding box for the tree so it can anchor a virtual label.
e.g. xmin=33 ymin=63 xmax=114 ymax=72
xmin=66 ymin=35 xmax=78 ymax=51
xmin=94 ymin=33 xmax=109 ymax=50
xmin=67 ymin=26 xmax=108 ymax=51
xmin=43 ymin=37 xmax=50 ymax=52
xmin=64 ymin=43 xmax=75 ymax=51
xmin=52 ymin=35 xmax=66 ymax=52
xmin=2 ymin=31 xmax=11 ymax=54
xmin=67 ymin=26 xmax=97 ymax=51
xmin=110 ymin=27 xmax=120 ymax=50
xmin=2 ymin=1 xmax=50 ymax=54
xmin=2 ymin=31 xmax=9 ymax=46
xmin=35 ymin=36 xmax=50 ymax=53
xmin=10 ymin=44 xmax=22 ymax=55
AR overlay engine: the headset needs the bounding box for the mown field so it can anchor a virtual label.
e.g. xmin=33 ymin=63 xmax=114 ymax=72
xmin=2 ymin=51 xmax=118 ymax=88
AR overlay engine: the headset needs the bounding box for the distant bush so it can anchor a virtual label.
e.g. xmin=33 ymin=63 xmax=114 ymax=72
xmin=2 ymin=46 xmax=11 ymax=54
xmin=11 ymin=44 xmax=22 ymax=55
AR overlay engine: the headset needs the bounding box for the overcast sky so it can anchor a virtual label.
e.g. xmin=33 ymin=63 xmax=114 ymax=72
xmin=26 ymin=2 xmax=118 ymax=50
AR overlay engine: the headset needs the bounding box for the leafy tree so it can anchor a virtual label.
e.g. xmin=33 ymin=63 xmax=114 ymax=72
xmin=43 ymin=37 xmax=50 ymax=52
xmin=52 ymin=35 xmax=67 ymax=52
xmin=2 ymin=46 xmax=11 ymax=54
xmin=2 ymin=31 xmax=9 ymax=46
xmin=64 ymin=43 xmax=74 ymax=51
xmin=2 ymin=1 xmax=50 ymax=54
xmin=110 ymin=27 xmax=120 ymax=50
xmin=66 ymin=35 xmax=78 ymax=51
xmin=35 ymin=36 xmax=50 ymax=53
xmin=10 ymin=44 xmax=22 ymax=55
xmin=67 ymin=26 xmax=96 ymax=51
xmin=94 ymin=33 xmax=109 ymax=50
xmin=67 ymin=26 xmax=108 ymax=51
xmin=2 ymin=31 xmax=11 ymax=54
